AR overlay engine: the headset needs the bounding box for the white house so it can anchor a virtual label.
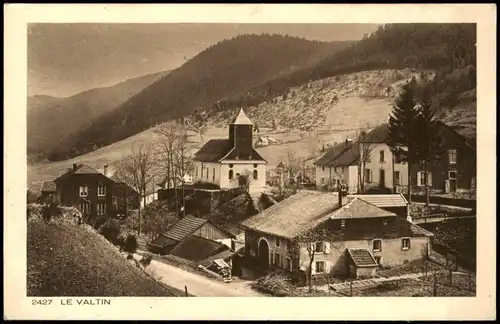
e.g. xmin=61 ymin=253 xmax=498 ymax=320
xmin=359 ymin=124 xmax=409 ymax=192
xmin=192 ymin=108 xmax=267 ymax=193
xmin=314 ymin=140 xmax=359 ymax=194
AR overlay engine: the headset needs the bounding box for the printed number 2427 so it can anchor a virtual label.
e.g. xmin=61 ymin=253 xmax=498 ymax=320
xmin=32 ymin=299 xmax=53 ymax=306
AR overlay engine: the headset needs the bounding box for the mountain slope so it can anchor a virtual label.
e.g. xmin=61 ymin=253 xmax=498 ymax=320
xmin=51 ymin=34 xmax=351 ymax=161
xmin=27 ymin=70 xmax=171 ymax=156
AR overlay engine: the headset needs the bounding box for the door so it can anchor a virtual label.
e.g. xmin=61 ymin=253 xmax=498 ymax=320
xmin=449 ymin=171 xmax=457 ymax=192
xmin=258 ymin=239 xmax=270 ymax=268
xmin=379 ymin=169 xmax=386 ymax=188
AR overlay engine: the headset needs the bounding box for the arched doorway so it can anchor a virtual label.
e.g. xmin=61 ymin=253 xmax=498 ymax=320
xmin=258 ymin=238 xmax=270 ymax=268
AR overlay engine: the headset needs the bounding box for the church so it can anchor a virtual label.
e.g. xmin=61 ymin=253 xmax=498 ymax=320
xmin=192 ymin=108 xmax=267 ymax=193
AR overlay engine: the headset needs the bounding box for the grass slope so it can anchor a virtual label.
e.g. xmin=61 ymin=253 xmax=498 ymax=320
xmin=27 ymin=219 xmax=181 ymax=296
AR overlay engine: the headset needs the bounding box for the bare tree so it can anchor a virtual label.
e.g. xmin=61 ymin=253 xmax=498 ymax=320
xmin=114 ymin=140 xmax=156 ymax=236
xmin=284 ymin=150 xmax=300 ymax=184
xmin=355 ymin=126 xmax=374 ymax=193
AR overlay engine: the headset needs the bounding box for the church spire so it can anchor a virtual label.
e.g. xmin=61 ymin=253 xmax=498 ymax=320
xmin=231 ymin=107 xmax=253 ymax=125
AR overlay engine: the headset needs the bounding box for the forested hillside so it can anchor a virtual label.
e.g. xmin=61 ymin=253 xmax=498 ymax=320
xmin=48 ymin=34 xmax=351 ymax=161
xmin=28 ymin=70 xmax=170 ymax=159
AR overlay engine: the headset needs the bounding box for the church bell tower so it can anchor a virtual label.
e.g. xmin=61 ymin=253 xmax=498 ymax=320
xmin=229 ymin=108 xmax=254 ymax=160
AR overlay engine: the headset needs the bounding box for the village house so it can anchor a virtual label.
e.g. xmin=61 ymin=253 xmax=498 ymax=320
xmin=359 ymin=124 xmax=409 ymax=193
xmin=241 ymin=190 xmax=433 ymax=281
xmin=106 ymin=173 xmax=141 ymax=216
xmin=192 ymin=108 xmax=267 ymax=193
xmin=314 ymin=139 xmax=359 ymax=193
xmin=411 ymin=121 xmax=476 ymax=194
xmin=53 ymin=163 xmax=115 ymax=220
xmin=39 ymin=180 xmax=57 ymax=204
xmin=348 ymin=193 xmax=411 ymax=221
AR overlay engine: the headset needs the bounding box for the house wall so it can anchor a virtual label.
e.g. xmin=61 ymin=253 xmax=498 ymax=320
xmin=56 ymin=173 xmax=114 ymax=219
xmin=193 ymin=222 xmax=234 ymax=242
xmin=315 ymin=165 xmax=357 ymax=192
xmin=410 ymin=130 xmax=476 ymax=192
xmin=361 ymin=143 xmax=408 ymax=189
xmin=193 ymin=161 xmax=221 ymax=186
xmin=220 ymin=161 xmax=267 ymax=192
xmin=245 ymin=230 xmax=293 ymax=271
xmin=298 ymin=236 xmax=430 ymax=277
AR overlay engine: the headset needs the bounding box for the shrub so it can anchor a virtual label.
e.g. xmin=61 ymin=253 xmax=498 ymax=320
xmin=122 ymin=233 xmax=138 ymax=253
xmin=140 ymin=254 xmax=153 ymax=267
xmin=98 ymin=220 xmax=122 ymax=245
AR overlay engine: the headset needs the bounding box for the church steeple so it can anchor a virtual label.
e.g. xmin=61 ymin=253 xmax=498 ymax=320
xmin=229 ymin=108 xmax=254 ymax=160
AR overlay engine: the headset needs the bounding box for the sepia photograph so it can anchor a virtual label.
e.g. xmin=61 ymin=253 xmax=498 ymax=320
xmin=4 ymin=3 xmax=496 ymax=321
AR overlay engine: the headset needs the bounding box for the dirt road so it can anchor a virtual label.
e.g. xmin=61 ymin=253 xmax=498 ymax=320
xmin=137 ymin=255 xmax=265 ymax=297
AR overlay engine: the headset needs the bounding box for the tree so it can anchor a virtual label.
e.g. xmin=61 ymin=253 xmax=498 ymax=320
xmin=387 ymin=82 xmax=420 ymax=204
xmin=414 ymin=86 xmax=444 ymax=205
xmin=114 ymin=140 xmax=156 ymax=236
xmin=355 ymin=126 xmax=374 ymax=193
xmin=142 ymin=206 xmax=178 ymax=242
xmin=284 ymin=150 xmax=300 ymax=184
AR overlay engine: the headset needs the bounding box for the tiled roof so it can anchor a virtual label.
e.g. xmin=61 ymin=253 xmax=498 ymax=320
xmin=361 ymin=123 xmax=389 ymax=143
xmin=350 ymin=194 xmax=408 ymax=208
xmin=324 ymin=145 xmax=359 ymax=167
xmin=223 ymin=147 xmax=266 ymax=162
xmin=193 ymin=139 xmax=233 ymax=162
xmin=314 ymin=142 xmax=349 ymax=166
xmin=170 ymin=235 xmax=229 ymax=262
xmin=199 ymin=249 xmax=237 ymax=268
xmin=231 ymin=108 xmax=253 ymax=125
xmin=329 ymin=198 xmax=397 ymax=220
xmin=347 ymin=248 xmax=378 ymax=267
xmin=241 ymin=191 xmax=348 ymax=239
xmin=148 ymin=234 xmax=179 ymax=249
xmin=314 ymin=217 xmax=434 ymax=242
xmin=40 ymin=180 xmax=56 ymax=192
xmin=163 ymin=216 xmax=208 ymax=242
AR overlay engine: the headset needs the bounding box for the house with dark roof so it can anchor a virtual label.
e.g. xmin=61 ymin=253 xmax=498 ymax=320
xmin=241 ymin=190 xmax=433 ymax=280
xmin=53 ymin=163 xmax=115 ymax=221
xmin=147 ymin=215 xmax=235 ymax=255
xmin=360 ymin=123 xmax=409 ymax=192
xmin=314 ymin=139 xmax=360 ymax=193
xmin=192 ymin=108 xmax=267 ymax=193
xmin=40 ymin=180 xmax=57 ymax=204
xmin=412 ymin=121 xmax=476 ymax=194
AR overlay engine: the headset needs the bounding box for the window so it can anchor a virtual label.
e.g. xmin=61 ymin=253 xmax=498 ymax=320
xmin=315 ymin=261 xmax=325 ymax=273
xmin=321 ymin=177 xmax=325 ymax=185
xmin=97 ymin=203 xmax=106 ymax=216
xmin=195 ymin=166 xmax=198 ymax=178
xmin=286 ymin=258 xmax=292 ymax=271
xmin=380 ymin=150 xmax=385 ymax=162
xmin=340 ymin=219 xmax=346 ymax=228
xmin=383 ymin=219 xmax=388 ymax=226
xmin=449 ymin=171 xmax=457 ymax=180
xmin=229 ymin=170 xmax=234 ymax=180
xmin=322 ymin=166 xmax=324 ymax=171
xmin=314 ymin=242 xmax=323 ymax=253
xmin=229 ymin=164 xmax=234 ymax=168
xmin=276 ymin=238 xmax=280 ymax=247
xmin=275 ymin=253 xmax=280 ymax=266
xmin=79 ymin=203 xmax=90 ymax=214
xmin=417 ymin=171 xmax=432 ymax=187
xmin=286 ymin=240 xmax=291 ymax=250
xmin=201 ymin=167 xmax=203 ymax=178
xmin=254 ymin=164 xmax=258 ymax=168
xmin=79 ymin=186 xmax=88 ymax=197
xmin=206 ymin=168 xmax=209 ymax=179
xmin=212 ymin=168 xmax=215 ymax=181
xmin=402 ymin=238 xmax=411 ymax=250
xmin=253 ymin=170 xmax=258 ymax=180
xmin=373 ymin=239 xmax=382 ymax=252
xmin=97 ymin=184 xmax=106 ymax=197
xmin=394 ymin=171 xmax=400 ymax=186
xmin=364 ymin=169 xmax=371 ymax=182
xmin=112 ymin=196 xmax=118 ymax=210
xmin=448 ymin=149 xmax=457 ymax=164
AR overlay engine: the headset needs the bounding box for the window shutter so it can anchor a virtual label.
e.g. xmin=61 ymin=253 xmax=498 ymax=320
xmin=370 ymin=169 xmax=372 ymax=182
xmin=417 ymin=172 xmax=422 ymax=186
xmin=323 ymin=242 xmax=331 ymax=254
xmin=428 ymin=172 xmax=433 ymax=186
xmin=325 ymin=261 xmax=331 ymax=274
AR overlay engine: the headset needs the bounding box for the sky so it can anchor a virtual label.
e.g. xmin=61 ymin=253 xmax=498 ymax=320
xmin=28 ymin=23 xmax=380 ymax=98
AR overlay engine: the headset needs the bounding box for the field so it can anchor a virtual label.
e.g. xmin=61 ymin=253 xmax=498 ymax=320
xmin=27 ymin=69 xmax=421 ymax=192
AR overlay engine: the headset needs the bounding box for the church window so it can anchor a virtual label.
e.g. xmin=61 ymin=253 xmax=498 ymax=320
xmin=253 ymin=170 xmax=258 ymax=180
xmin=229 ymin=170 xmax=234 ymax=180
xmin=254 ymin=164 xmax=258 ymax=168
xmin=229 ymin=164 xmax=234 ymax=168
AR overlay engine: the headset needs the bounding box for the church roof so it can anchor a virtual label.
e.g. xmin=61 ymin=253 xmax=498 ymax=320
xmin=231 ymin=108 xmax=253 ymax=125
xmin=193 ymin=139 xmax=233 ymax=162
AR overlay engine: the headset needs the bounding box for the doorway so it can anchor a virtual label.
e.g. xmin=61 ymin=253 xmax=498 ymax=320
xmin=258 ymin=239 xmax=270 ymax=268
xmin=379 ymin=169 xmax=386 ymax=188
xmin=449 ymin=171 xmax=457 ymax=192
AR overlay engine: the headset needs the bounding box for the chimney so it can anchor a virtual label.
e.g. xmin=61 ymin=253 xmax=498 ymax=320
xmin=103 ymin=164 xmax=108 ymax=176
xmin=73 ymin=163 xmax=78 ymax=171
xmin=337 ymin=179 xmax=343 ymax=207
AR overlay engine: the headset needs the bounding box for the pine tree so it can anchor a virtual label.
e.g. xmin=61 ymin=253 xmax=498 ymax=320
xmin=386 ymin=82 xmax=420 ymax=204
xmin=414 ymin=85 xmax=445 ymax=205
